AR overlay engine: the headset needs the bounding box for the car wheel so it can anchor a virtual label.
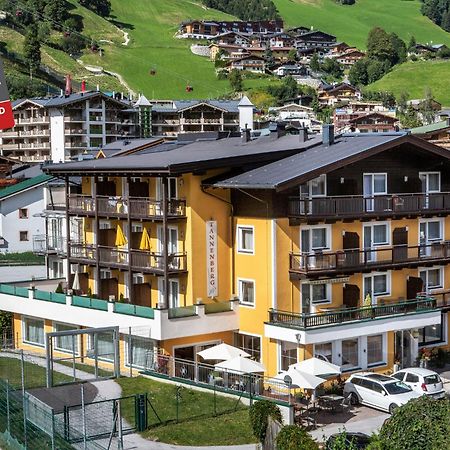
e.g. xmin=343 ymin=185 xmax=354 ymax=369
xmin=350 ymin=392 xmax=359 ymax=406
xmin=389 ymin=403 xmax=398 ymax=414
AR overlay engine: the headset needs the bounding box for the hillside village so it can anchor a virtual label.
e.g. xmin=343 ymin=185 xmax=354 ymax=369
xmin=0 ymin=3 xmax=449 ymax=450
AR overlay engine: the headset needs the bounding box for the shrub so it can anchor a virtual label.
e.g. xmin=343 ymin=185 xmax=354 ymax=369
xmin=248 ymin=400 xmax=282 ymax=443
xmin=377 ymin=396 xmax=450 ymax=450
xmin=276 ymin=425 xmax=319 ymax=450
xmin=55 ymin=283 xmax=64 ymax=294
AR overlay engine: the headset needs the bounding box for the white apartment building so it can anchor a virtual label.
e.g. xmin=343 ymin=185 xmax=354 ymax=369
xmin=0 ymin=91 xmax=138 ymax=162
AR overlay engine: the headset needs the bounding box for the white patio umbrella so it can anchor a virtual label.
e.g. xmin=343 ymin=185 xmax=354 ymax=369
xmin=72 ymin=270 xmax=80 ymax=291
xmin=197 ymin=343 xmax=250 ymax=361
xmin=274 ymin=368 xmax=325 ymax=390
xmin=290 ymin=357 xmax=341 ymax=378
xmin=215 ymin=356 xmax=265 ymax=374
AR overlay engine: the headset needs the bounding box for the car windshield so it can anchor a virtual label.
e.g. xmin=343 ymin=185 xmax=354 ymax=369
xmin=424 ymin=374 xmax=441 ymax=385
xmin=384 ymin=381 xmax=412 ymax=395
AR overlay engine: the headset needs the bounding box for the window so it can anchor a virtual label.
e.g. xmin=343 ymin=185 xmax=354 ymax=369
xmin=238 ymin=279 xmax=255 ymax=306
xmin=23 ymin=317 xmax=44 ymax=346
xmin=280 ymin=341 xmax=297 ymax=371
xmin=419 ymin=172 xmax=441 ymax=193
xmin=302 ymin=283 xmax=330 ymax=305
xmin=367 ymin=334 xmax=384 ymax=366
xmin=158 ymin=278 xmax=179 ymax=308
xmin=342 ymin=338 xmax=359 ymax=371
xmin=234 ymin=333 xmax=261 ymax=361
xmin=19 ymin=208 xmax=28 ymax=219
xmin=237 ymin=226 xmax=254 ymax=254
xmin=405 ymin=373 xmax=419 ymax=383
xmin=299 ymin=174 xmax=326 ymax=198
xmin=100 ymin=269 xmax=112 ymax=279
xmin=301 ymin=227 xmax=330 ymax=253
xmin=314 ymin=342 xmax=332 ymax=363
xmin=54 ymin=323 xmax=79 ymax=354
xmin=420 ymin=268 xmax=443 ymax=291
xmin=418 ymin=313 xmax=446 ymax=346
xmin=88 ymin=331 xmax=115 ymax=362
xmin=420 ymin=220 xmax=442 ymax=243
xmin=127 ymin=336 xmax=155 ymax=369
xmin=364 ymin=273 xmax=390 ymax=302
xmin=19 ymin=231 xmax=29 ymax=242
xmin=364 ymin=223 xmax=389 ymax=247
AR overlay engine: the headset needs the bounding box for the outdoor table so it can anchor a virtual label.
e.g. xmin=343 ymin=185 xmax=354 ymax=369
xmin=318 ymin=394 xmax=344 ymax=411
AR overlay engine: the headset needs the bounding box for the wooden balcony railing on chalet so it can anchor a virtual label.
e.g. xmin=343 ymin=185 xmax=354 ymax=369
xmin=68 ymin=195 xmax=186 ymax=218
xmin=288 ymin=192 xmax=450 ymax=220
xmin=290 ymin=242 xmax=450 ymax=275
xmin=70 ymin=244 xmax=187 ymax=273
xmin=268 ymin=296 xmax=437 ymax=330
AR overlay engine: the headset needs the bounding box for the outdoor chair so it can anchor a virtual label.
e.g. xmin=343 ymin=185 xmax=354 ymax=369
xmin=339 ymin=393 xmax=352 ymax=413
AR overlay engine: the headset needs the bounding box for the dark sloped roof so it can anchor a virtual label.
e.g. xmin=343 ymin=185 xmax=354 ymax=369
xmin=209 ymin=133 xmax=443 ymax=191
xmin=45 ymin=134 xmax=322 ymax=175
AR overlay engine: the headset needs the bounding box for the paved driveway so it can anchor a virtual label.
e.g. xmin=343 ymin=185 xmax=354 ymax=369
xmin=310 ymin=405 xmax=389 ymax=441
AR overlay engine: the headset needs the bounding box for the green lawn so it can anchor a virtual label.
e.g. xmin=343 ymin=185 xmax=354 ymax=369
xmin=0 ymin=357 xmax=72 ymax=389
xmin=117 ymin=376 xmax=256 ymax=446
xmin=56 ymin=359 xmax=113 ymax=378
xmin=368 ymin=59 xmax=450 ymax=105
xmin=0 ymin=252 xmax=44 ymax=265
xmin=274 ymin=0 xmax=450 ymax=50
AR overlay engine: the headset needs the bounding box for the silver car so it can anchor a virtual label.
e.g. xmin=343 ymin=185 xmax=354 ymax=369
xmin=343 ymin=372 xmax=422 ymax=414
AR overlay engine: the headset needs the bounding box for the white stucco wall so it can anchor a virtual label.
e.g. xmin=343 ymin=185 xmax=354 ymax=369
xmin=49 ymin=109 xmax=65 ymax=163
xmin=0 ymin=186 xmax=46 ymax=253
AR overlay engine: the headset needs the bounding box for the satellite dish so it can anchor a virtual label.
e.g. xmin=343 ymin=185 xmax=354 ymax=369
xmin=284 ymin=374 xmax=292 ymax=385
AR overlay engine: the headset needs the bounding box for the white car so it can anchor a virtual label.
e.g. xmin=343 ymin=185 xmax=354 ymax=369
xmin=393 ymin=367 xmax=446 ymax=399
xmin=343 ymin=372 xmax=422 ymax=414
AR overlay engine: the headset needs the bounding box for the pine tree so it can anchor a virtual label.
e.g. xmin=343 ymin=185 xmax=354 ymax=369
xmin=408 ymin=35 xmax=417 ymax=51
xmin=229 ymin=69 xmax=243 ymax=92
xmin=23 ymin=23 xmax=41 ymax=79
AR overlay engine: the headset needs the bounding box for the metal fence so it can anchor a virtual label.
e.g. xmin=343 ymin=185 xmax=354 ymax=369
xmin=139 ymin=354 xmax=291 ymax=405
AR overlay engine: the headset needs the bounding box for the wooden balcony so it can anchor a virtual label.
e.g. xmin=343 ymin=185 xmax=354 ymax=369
xmin=267 ymin=296 xmax=438 ymax=331
xmin=68 ymin=195 xmax=186 ymax=220
xmin=290 ymin=242 xmax=450 ymax=277
xmin=288 ymin=192 xmax=450 ymax=223
xmin=70 ymin=244 xmax=187 ymax=274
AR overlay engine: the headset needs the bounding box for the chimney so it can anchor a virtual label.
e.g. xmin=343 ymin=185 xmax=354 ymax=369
xmin=241 ymin=124 xmax=251 ymax=143
xmin=298 ymin=127 xmax=308 ymax=142
xmin=277 ymin=122 xmax=286 ymax=138
xmin=65 ymin=74 xmax=72 ymax=96
xmin=322 ymin=123 xmax=335 ymax=146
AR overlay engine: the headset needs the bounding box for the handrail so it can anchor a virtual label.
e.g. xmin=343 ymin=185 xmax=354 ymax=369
xmin=268 ymin=297 xmax=437 ymax=330
xmin=288 ymin=192 xmax=450 ymax=217
xmin=290 ymin=241 xmax=450 ymax=273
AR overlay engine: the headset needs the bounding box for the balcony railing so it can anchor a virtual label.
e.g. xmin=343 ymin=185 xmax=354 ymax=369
xmin=68 ymin=195 xmax=95 ymax=214
xmin=129 ymin=197 xmax=186 ymax=218
xmin=32 ymin=235 xmax=66 ymax=255
xmin=70 ymin=243 xmax=96 ymax=261
xmin=71 ymin=244 xmax=187 ymax=273
xmin=268 ymin=296 xmax=437 ymax=330
xmin=290 ymin=242 xmax=450 ymax=275
xmin=288 ymin=193 xmax=450 ymax=220
xmin=131 ymin=250 xmax=187 ymax=272
xmin=68 ymin=195 xmax=186 ymax=219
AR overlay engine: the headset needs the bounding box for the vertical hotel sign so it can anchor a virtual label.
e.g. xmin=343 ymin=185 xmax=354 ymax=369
xmin=0 ymin=59 xmax=15 ymax=130
xmin=206 ymin=220 xmax=218 ymax=297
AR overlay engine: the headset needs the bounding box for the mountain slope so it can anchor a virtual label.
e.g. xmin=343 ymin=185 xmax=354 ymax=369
xmin=274 ymin=0 xmax=450 ymax=50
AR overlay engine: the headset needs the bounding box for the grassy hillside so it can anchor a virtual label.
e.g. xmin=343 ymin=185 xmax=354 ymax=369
xmin=368 ymin=60 xmax=450 ymax=105
xmin=79 ymin=0 xmax=240 ymax=99
xmin=274 ymin=0 xmax=450 ymax=50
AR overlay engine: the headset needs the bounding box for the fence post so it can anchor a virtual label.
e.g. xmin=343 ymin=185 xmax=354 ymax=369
xmin=81 ymin=385 xmax=87 ymax=450
xmin=72 ymin=335 xmax=76 ymax=382
xmin=20 ymin=350 xmax=28 ymax=450
xmin=94 ymin=332 xmax=99 ymax=379
xmin=64 ymin=405 xmax=69 ymax=441
xmin=117 ymin=400 xmax=123 ymax=450
xmin=51 ymin=409 xmax=55 ymax=450
xmin=6 ymin=379 xmax=10 ymax=434
xmin=129 ymin=327 xmax=132 ymax=378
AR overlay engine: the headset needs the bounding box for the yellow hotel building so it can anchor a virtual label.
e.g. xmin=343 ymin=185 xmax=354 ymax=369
xmin=2 ymin=126 xmax=449 ymax=380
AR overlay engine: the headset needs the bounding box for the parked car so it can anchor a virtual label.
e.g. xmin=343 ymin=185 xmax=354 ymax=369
xmin=343 ymin=372 xmax=421 ymax=414
xmin=392 ymin=367 xmax=446 ymax=399
xmin=326 ymin=432 xmax=371 ymax=450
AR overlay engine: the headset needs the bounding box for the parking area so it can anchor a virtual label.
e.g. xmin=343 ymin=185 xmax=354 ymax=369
xmin=309 ymin=405 xmax=389 ymax=440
